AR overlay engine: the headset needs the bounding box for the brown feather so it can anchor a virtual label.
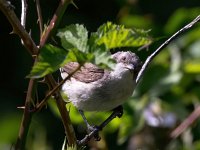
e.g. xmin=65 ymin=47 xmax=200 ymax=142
xmin=61 ymin=62 xmax=106 ymax=83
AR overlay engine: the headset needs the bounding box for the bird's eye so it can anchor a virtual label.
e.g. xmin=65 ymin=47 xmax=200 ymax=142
xmin=121 ymin=56 xmax=126 ymax=61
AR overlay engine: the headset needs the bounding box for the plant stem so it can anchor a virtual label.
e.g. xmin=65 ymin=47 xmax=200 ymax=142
xmin=0 ymin=0 xmax=38 ymax=55
xmin=46 ymin=75 xmax=77 ymax=145
xmin=35 ymin=0 xmax=43 ymax=38
xmin=39 ymin=0 xmax=71 ymax=47
xmin=171 ymin=105 xmax=200 ymax=138
xmin=34 ymin=64 xmax=81 ymax=112
xmin=15 ymin=79 xmax=37 ymax=150
xmin=136 ymin=15 xmax=200 ymax=84
xmin=0 ymin=0 xmax=77 ymax=148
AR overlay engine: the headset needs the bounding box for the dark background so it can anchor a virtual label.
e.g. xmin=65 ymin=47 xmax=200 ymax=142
xmin=1 ymin=0 xmax=200 ymax=149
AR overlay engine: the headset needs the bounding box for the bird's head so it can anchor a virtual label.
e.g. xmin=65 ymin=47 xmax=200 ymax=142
xmin=112 ymin=51 xmax=142 ymax=78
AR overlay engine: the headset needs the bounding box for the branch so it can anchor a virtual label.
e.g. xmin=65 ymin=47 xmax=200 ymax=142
xmin=0 ymin=0 xmax=38 ymax=55
xmin=33 ymin=64 xmax=81 ymax=112
xmin=37 ymin=0 xmax=78 ymax=146
xmin=170 ymin=105 xmax=200 ymax=138
xmin=35 ymin=0 xmax=43 ymax=37
xmin=15 ymin=79 xmax=37 ymax=150
xmin=0 ymin=0 xmax=77 ymax=148
xmin=39 ymin=0 xmax=71 ymax=47
xmin=20 ymin=0 xmax=27 ymax=28
xmin=136 ymin=15 xmax=200 ymax=83
xmin=45 ymin=74 xmax=77 ymax=145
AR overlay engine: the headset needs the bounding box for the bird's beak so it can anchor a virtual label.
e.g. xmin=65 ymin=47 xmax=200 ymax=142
xmin=126 ymin=64 xmax=135 ymax=73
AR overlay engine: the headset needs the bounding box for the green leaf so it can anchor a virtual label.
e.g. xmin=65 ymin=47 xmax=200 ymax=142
xmin=29 ymin=22 xmax=153 ymax=78
xmin=93 ymin=46 xmax=116 ymax=69
xmin=28 ymin=44 xmax=68 ymax=78
xmin=57 ymin=24 xmax=89 ymax=52
xmin=90 ymin=22 xmax=152 ymax=50
xmin=67 ymin=48 xmax=94 ymax=63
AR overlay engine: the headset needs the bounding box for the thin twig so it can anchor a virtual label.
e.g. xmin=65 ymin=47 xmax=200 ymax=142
xmin=37 ymin=0 xmax=78 ymax=146
xmin=33 ymin=64 xmax=81 ymax=112
xmin=45 ymin=74 xmax=77 ymax=145
xmin=170 ymin=105 xmax=200 ymax=138
xmin=136 ymin=15 xmax=200 ymax=83
xmin=0 ymin=0 xmax=38 ymax=55
xmin=39 ymin=0 xmax=71 ymax=47
xmin=15 ymin=79 xmax=37 ymax=150
xmin=35 ymin=0 xmax=43 ymax=38
xmin=21 ymin=0 xmax=27 ymax=28
xmin=0 ymin=0 xmax=77 ymax=148
xmin=21 ymin=0 xmax=27 ymax=45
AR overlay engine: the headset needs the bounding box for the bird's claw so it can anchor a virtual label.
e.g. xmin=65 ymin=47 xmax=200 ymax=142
xmin=87 ymin=125 xmax=101 ymax=141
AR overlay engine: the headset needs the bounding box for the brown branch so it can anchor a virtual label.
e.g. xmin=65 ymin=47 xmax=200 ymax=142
xmin=33 ymin=64 xmax=81 ymax=112
xmin=0 ymin=0 xmax=77 ymax=148
xmin=0 ymin=0 xmax=38 ymax=55
xmin=39 ymin=0 xmax=71 ymax=47
xmin=35 ymin=0 xmax=43 ymax=38
xmin=37 ymin=0 xmax=77 ymax=146
xmin=45 ymin=75 xmax=77 ymax=145
xmin=15 ymin=79 xmax=37 ymax=150
xmin=170 ymin=105 xmax=200 ymax=138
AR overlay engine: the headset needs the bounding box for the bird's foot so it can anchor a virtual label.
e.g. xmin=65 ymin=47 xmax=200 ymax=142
xmin=77 ymin=125 xmax=102 ymax=145
xmin=87 ymin=125 xmax=101 ymax=141
xmin=77 ymin=106 xmax=123 ymax=145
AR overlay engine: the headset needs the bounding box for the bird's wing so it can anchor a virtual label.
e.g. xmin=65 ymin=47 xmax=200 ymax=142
xmin=61 ymin=62 xmax=106 ymax=83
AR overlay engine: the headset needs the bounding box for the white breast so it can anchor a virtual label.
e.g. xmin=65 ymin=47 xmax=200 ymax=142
xmin=62 ymin=64 xmax=136 ymax=111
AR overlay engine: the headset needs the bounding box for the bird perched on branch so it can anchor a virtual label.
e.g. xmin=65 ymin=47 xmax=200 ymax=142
xmin=60 ymin=51 xmax=142 ymax=143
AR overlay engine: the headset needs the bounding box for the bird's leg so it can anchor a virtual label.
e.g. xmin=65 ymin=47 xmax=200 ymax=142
xmin=78 ymin=110 xmax=101 ymax=141
xmin=77 ymin=106 xmax=123 ymax=145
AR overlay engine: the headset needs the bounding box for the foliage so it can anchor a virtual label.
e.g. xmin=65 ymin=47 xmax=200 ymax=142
xmin=29 ymin=22 xmax=152 ymax=78
xmin=1 ymin=0 xmax=200 ymax=150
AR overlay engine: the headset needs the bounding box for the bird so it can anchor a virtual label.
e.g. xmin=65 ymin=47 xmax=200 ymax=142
xmin=60 ymin=51 xmax=142 ymax=143
xmin=60 ymin=51 xmax=141 ymax=112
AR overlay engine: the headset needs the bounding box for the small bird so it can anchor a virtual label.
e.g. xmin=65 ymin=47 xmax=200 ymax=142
xmin=60 ymin=51 xmax=141 ymax=111
xmin=60 ymin=51 xmax=142 ymax=143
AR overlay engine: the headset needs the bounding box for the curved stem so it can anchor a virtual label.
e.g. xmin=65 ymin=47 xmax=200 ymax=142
xmin=136 ymin=15 xmax=200 ymax=84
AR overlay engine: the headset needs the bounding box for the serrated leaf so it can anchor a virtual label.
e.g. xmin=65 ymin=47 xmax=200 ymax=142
xmin=57 ymin=24 xmax=89 ymax=52
xmin=90 ymin=22 xmax=152 ymax=50
xmin=93 ymin=46 xmax=116 ymax=69
xmin=67 ymin=48 xmax=94 ymax=63
xmin=28 ymin=44 xmax=68 ymax=78
xmin=29 ymin=23 xmax=153 ymax=78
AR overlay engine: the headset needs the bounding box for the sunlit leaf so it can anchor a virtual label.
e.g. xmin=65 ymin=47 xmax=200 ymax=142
xmin=93 ymin=46 xmax=116 ymax=69
xmin=57 ymin=24 xmax=89 ymax=52
xmin=29 ymin=22 xmax=153 ymax=78
xmin=67 ymin=48 xmax=94 ymax=63
xmin=90 ymin=22 xmax=152 ymax=50
xmin=28 ymin=44 xmax=68 ymax=78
